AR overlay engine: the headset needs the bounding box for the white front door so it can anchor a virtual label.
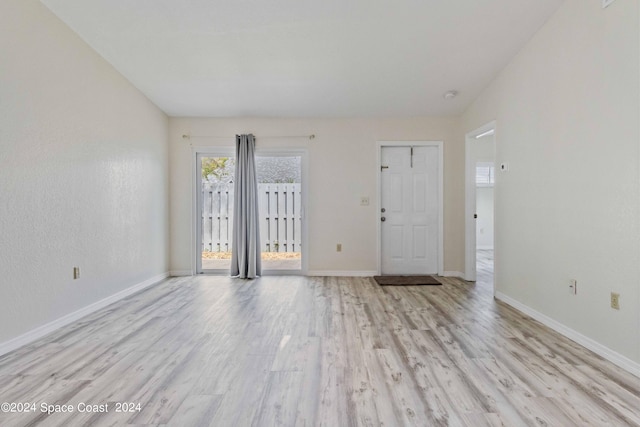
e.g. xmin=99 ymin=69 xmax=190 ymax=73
xmin=381 ymin=146 xmax=439 ymax=275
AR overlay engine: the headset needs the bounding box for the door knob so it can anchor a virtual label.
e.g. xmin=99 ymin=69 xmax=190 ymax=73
xmin=381 ymin=217 xmax=386 ymax=222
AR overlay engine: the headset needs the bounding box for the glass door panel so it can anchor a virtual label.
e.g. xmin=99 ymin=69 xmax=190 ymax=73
xmin=256 ymin=156 xmax=302 ymax=272
xmin=199 ymin=156 xmax=235 ymax=272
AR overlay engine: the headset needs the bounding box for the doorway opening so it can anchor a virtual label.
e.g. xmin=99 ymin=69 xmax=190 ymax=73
xmin=465 ymin=123 xmax=496 ymax=292
xmin=475 ymin=161 xmax=494 ymax=287
xmin=196 ymin=151 xmax=306 ymax=275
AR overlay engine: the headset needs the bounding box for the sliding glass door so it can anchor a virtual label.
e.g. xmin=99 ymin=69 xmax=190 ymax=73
xmin=255 ymin=155 xmax=302 ymax=272
xmin=196 ymin=151 xmax=306 ymax=274
xmin=198 ymin=154 xmax=235 ymax=273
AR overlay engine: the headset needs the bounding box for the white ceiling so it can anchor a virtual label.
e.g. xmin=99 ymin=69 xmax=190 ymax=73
xmin=41 ymin=0 xmax=564 ymax=117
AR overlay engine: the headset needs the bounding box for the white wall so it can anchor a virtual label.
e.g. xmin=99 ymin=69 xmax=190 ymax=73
xmin=169 ymin=117 xmax=464 ymax=275
xmin=0 ymin=0 xmax=169 ymax=344
xmin=476 ymin=187 xmax=494 ymax=250
xmin=474 ymin=136 xmax=495 ymax=163
xmin=460 ymin=0 xmax=640 ymax=365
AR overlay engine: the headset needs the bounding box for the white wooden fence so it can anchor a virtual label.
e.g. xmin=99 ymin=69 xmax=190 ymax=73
xmin=202 ymin=183 xmax=302 ymax=253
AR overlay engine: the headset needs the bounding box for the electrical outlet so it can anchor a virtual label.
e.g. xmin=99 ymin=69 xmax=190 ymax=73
xmin=336 ymin=243 xmax=342 ymax=252
xmin=73 ymin=267 xmax=80 ymax=280
xmin=569 ymin=279 xmax=577 ymax=295
xmin=610 ymin=292 xmax=620 ymax=310
xmin=360 ymin=196 xmax=370 ymax=206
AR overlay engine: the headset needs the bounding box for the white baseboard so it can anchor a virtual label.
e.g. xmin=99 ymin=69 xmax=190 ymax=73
xmin=307 ymin=270 xmax=377 ymax=277
xmin=0 ymin=272 xmax=169 ymax=357
xmin=170 ymin=270 xmax=193 ymax=277
xmin=495 ymin=292 xmax=640 ymax=378
xmin=442 ymin=271 xmax=465 ymax=278
xmin=305 ymin=271 xmax=463 ymax=278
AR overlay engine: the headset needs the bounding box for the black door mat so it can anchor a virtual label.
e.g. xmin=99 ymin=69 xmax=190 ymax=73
xmin=373 ymin=275 xmax=442 ymax=286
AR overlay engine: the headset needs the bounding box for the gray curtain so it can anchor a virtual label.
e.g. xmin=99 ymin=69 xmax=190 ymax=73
xmin=231 ymin=134 xmax=262 ymax=278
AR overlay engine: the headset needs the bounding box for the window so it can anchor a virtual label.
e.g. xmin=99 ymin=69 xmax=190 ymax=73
xmin=476 ymin=162 xmax=495 ymax=187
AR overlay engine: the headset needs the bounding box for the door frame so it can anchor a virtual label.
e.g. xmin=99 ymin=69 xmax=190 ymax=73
xmin=254 ymin=148 xmax=309 ymax=276
xmin=193 ymin=147 xmax=234 ymax=275
xmin=193 ymin=146 xmax=309 ymax=275
xmin=376 ymin=141 xmax=444 ymax=276
xmin=464 ymin=121 xmax=496 ymax=289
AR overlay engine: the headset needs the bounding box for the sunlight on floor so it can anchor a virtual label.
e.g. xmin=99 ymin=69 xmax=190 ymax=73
xmin=202 ymin=251 xmax=301 ymax=271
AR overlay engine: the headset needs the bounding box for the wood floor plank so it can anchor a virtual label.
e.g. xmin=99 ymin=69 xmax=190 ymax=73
xmin=1 ymin=255 xmax=639 ymax=426
xmin=252 ymin=371 xmax=304 ymax=427
xmin=165 ymin=394 xmax=223 ymax=427
xmin=293 ymin=334 xmax=322 ymax=427
xmin=271 ymin=334 xmax=320 ymax=372
xmin=207 ymin=354 xmax=276 ymax=427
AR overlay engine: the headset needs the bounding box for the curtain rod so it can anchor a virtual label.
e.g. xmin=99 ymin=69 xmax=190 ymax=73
xmin=182 ymin=133 xmax=315 ymax=140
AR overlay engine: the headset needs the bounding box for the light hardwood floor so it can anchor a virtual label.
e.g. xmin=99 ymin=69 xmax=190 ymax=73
xmin=476 ymin=249 xmax=494 ymax=289
xmin=1 ymin=269 xmax=639 ymax=426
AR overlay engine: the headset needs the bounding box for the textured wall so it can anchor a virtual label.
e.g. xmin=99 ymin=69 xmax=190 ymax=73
xmin=460 ymin=0 xmax=640 ymax=364
xmin=0 ymin=0 xmax=169 ymax=343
